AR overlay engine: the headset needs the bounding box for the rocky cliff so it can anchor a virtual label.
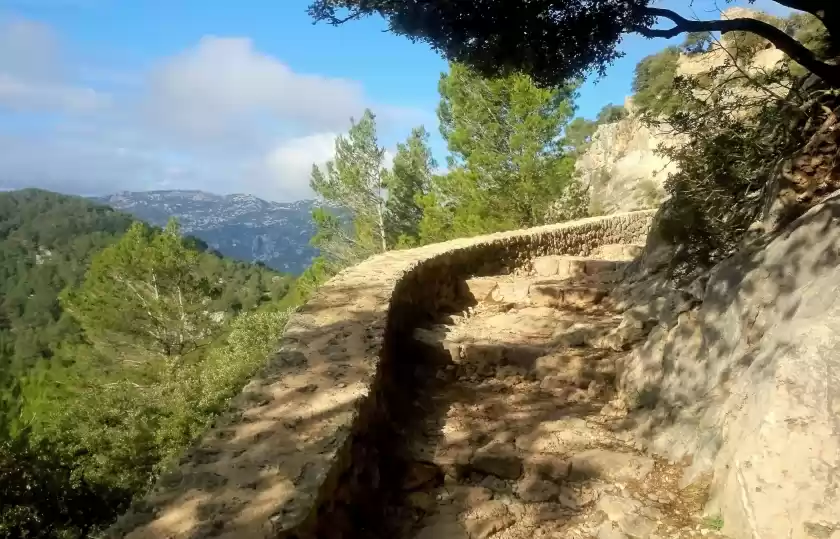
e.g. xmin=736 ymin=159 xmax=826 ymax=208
xmin=577 ymin=8 xmax=787 ymax=216
xmin=575 ymin=97 xmax=676 ymax=215
xmin=615 ymin=193 xmax=840 ymax=539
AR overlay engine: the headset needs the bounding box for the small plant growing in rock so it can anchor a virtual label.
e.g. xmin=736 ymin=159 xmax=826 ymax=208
xmin=703 ymin=514 xmax=725 ymax=531
xmin=629 ymin=386 xmax=660 ymax=410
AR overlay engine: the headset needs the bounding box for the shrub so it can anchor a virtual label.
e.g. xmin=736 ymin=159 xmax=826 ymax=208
xmin=650 ymin=65 xmax=833 ymax=279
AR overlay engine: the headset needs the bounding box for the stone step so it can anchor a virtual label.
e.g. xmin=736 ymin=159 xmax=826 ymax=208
xmin=531 ymin=255 xmax=630 ymax=279
xmin=529 ymin=282 xmax=609 ymax=308
xmin=589 ymin=243 xmax=644 ymax=261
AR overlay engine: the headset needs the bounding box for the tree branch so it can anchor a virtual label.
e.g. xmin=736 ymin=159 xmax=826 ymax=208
xmin=636 ymin=7 xmax=840 ymax=88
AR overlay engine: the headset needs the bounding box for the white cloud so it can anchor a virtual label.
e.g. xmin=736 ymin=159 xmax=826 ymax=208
xmin=0 ymin=17 xmax=58 ymax=79
xmin=261 ymin=132 xmax=337 ymax=197
xmin=0 ymin=16 xmax=108 ymax=112
xmin=144 ymin=37 xmax=369 ymax=140
xmin=0 ymin=74 xmax=109 ymax=112
xmin=0 ymin=133 xmax=170 ymax=195
xmin=244 ymin=133 xmax=397 ymax=202
xmin=0 ymin=17 xmax=433 ymax=202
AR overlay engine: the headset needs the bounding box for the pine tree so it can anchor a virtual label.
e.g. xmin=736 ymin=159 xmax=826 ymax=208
xmin=385 ymin=126 xmax=436 ymax=247
xmin=61 ymin=219 xmax=220 ymax=361
xmin=418 ymin=63 xmax=582 ymax=241
xmin=310 ymin=109 xmax=389 ymax=266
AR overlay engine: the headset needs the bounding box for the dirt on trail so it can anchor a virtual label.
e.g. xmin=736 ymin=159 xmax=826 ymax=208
xmin=381 ymin=247 xmax=727 ymax=539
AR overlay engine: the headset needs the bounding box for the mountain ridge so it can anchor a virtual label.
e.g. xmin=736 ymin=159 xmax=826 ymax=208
xmin=96 ymin=190 xmax=323 ymax=274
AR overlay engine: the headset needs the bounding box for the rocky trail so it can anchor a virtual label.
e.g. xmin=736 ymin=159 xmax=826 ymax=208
xmin=383 ymin=247 xmax=727 ymax=539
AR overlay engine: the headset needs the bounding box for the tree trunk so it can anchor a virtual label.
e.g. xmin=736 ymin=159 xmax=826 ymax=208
xmin=376 ymin=196 xmax=387 ymax=253
xmin=375 ymin=170 xmax=388 ymax=253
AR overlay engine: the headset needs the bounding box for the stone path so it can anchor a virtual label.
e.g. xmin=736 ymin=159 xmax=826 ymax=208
xmin=386 ymin=246 xmax=728 ymax=539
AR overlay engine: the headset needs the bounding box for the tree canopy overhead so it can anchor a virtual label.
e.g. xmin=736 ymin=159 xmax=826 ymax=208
xmin=308 ymin=1 xmax=840 ymax=87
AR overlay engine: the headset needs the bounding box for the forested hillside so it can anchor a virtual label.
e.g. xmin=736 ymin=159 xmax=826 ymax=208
xmin=0 ymin=190 xmax=293 ymax=379
xmin=0 ymin=189 xmax=297 ymax=538
xmin=0 ymin=190 xmax=134 ymax=378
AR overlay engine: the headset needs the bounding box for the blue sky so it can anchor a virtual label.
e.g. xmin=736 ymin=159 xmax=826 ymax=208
xmin=0 ymin=0 xmax=791 ymax=201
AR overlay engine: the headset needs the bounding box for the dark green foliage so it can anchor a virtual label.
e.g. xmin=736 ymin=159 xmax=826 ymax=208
xmin=0 ymin=431 xmax=133 ymax=539
xmin=309 ymin=0 xmax=649 ymax=87
xmin=62 ymin=219 xmax=222 ymax=359
xmin=310 ymin=109 xmax=390 ymax=263
xmin=622 ymin=10 xmax=836 ymax=278
xmin=309 ymin=1 xmax=840 ymax=88
xmin=632 ymin=46 xmax=682 ymax=116
xmin=0 ymin=189 xmax=295 ymax=537
xmin=0 ymin=190 xmax=134 ymax=371
xmin=651 ymin=58 xmax=820 ymax=278
xmin=386 ymin=126 xmax=436 ymax=246
xmin=309 ymin=109 xmax=434 ymax=277
xmin=415 ymin=63 xmax=581 ymax=240
xmin=657 ymin=111 xmax=771 ymax=276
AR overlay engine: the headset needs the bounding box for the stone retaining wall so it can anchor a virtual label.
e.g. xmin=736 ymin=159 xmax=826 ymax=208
xmin=108 ymin=210 xmax=654 ymax=539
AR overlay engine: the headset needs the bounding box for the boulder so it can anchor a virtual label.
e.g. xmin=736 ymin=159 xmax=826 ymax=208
xmin=532 ymin=256 xmax=561 ymax=276
xmin=464 ymin=277 xmax=499 ymax=303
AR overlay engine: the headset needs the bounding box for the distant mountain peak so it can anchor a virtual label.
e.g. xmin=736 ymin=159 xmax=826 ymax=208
xmin=96 ymin=189 xmax=319 ymax=274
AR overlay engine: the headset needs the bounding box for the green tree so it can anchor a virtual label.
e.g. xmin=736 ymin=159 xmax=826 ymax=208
xmin=683 ymin=31 xmax=713 ymax=55
xmin=62 ymin=219 xmax=220 ymax=361
xmin=310 ymin=0 xmax=840 ymax=88
xmin=310 ymin=109 xmax=389 ymax=265
xmin=385 ymin=126 xmax=436 ymax=247
xmin=566 ymin=103 xmax=628 ymax=156
xmin=596 ymin=103 xmax=628 ymax=124
xmin=632 ymin=46 xmax=682 ymax=116
xmin=417 ymin=63 xmax=580 ymax=241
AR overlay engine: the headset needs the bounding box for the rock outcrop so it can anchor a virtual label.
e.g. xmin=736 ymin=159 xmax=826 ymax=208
xmin=618 ymin=195 xmax=840 ymax=539
xmin=574 ymin=101 xmax=676 ymax=215
xmin=576 ymin=7 xmax=789 ymax=216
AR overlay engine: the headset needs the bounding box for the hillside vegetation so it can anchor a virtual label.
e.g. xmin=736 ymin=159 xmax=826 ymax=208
xmin=0 ymin=189 xmax=296 ymax=537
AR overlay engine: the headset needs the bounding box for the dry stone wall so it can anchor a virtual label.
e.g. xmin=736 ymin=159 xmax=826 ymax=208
xmin=108 ymin=211 xmax=655 ymax=539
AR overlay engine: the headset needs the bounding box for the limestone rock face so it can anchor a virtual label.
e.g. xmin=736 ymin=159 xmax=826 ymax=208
xmin=576 ymin=7 xmax=788 ymax=218
xmin=620 ymin=195 xmax=840 ymax=539
xmin=575 ymin=109 xmax=676 ymax=215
